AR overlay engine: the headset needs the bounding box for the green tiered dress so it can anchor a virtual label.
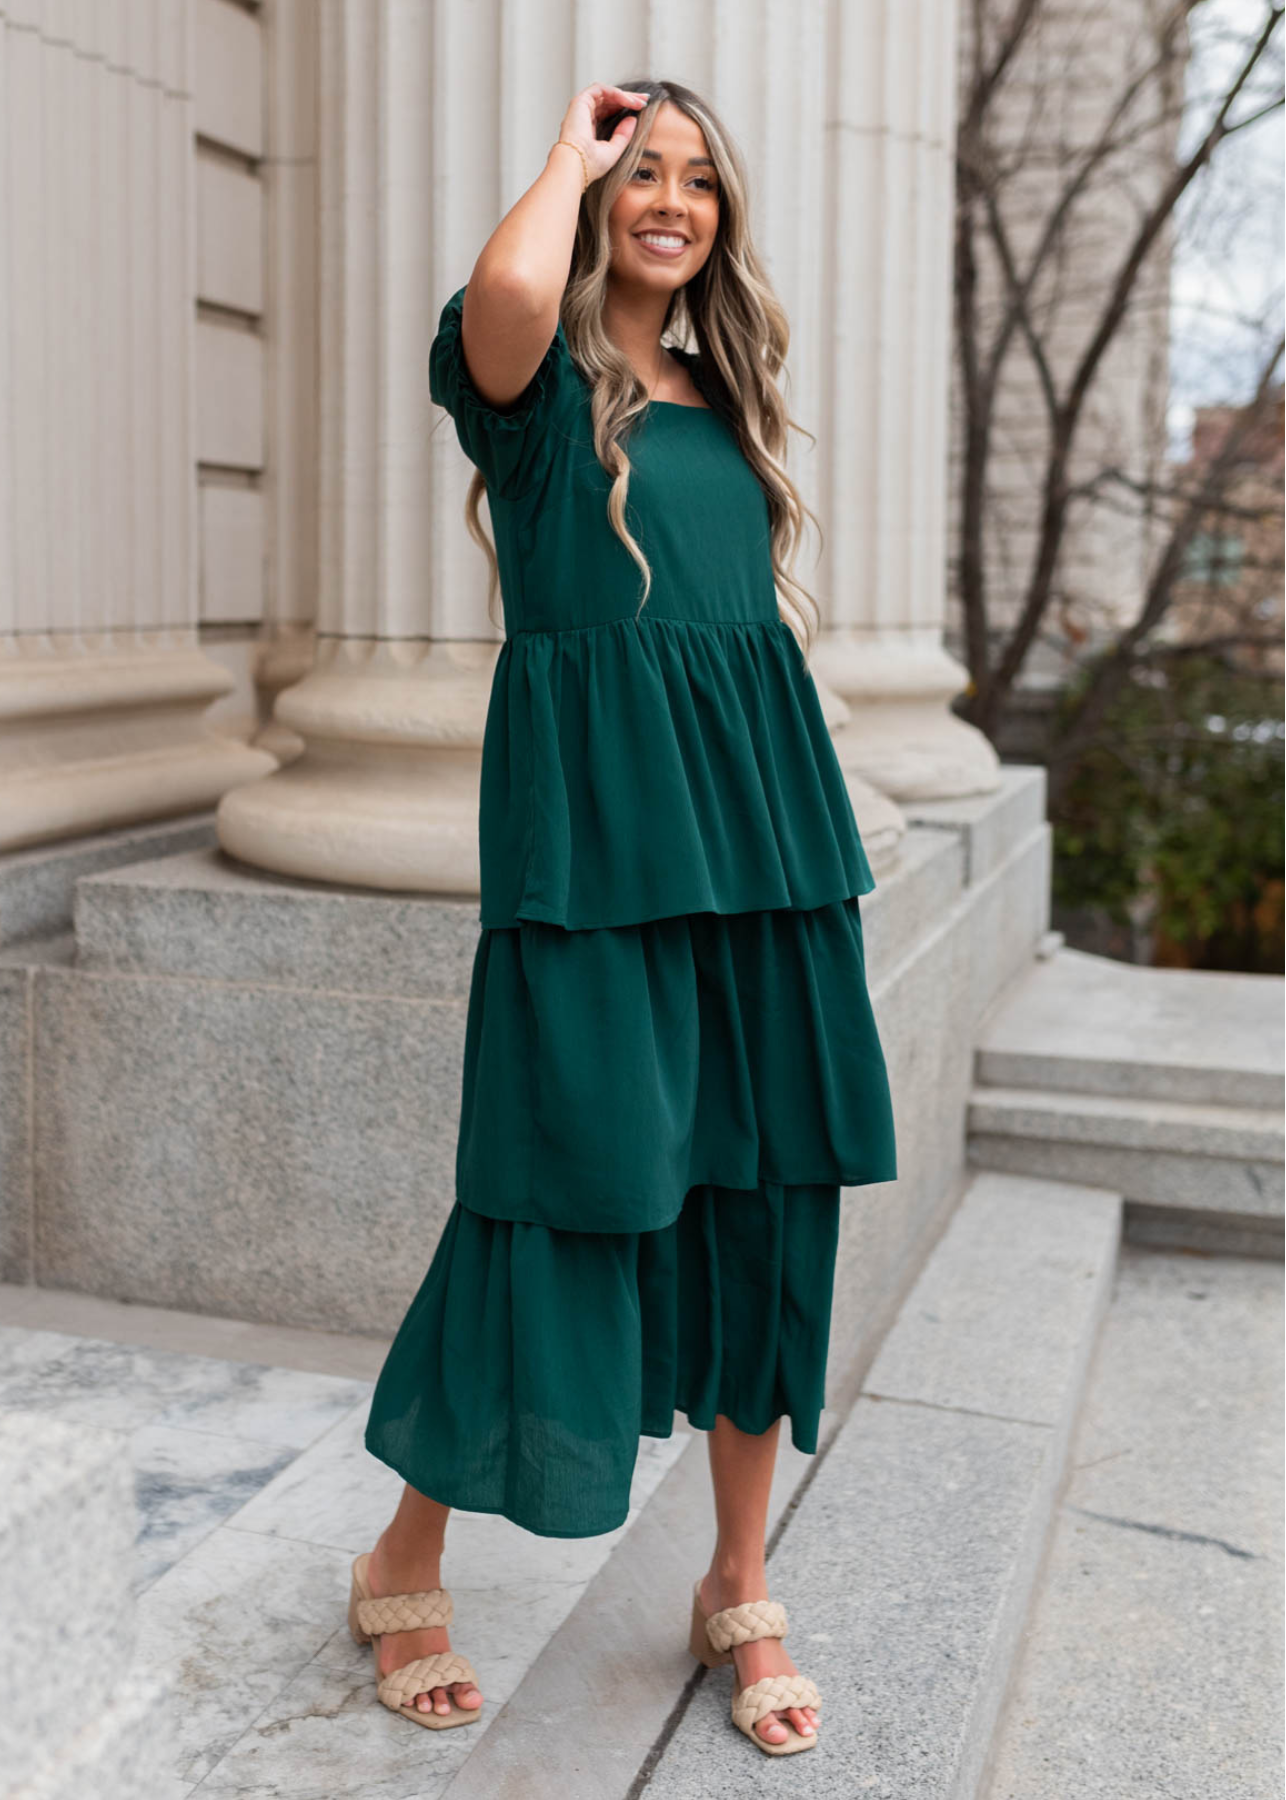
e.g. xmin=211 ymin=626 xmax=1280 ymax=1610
xmin=364 ymin=285 xmax=898 ymax=1538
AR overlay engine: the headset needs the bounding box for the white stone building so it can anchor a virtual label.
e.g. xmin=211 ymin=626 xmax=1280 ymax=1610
xmin=948 ymin=0 xmax=1178 ymax=704
xmin=1 ymin=0 xmax=1057 ymax=1349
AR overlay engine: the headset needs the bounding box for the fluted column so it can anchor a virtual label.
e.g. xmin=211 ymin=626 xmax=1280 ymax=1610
xmin=221 ymin=0 xmax=991 ymax=890
xmin=0 ymin=0 xmax=273 ymax=855
xmin=253 ymin=0 xmax=321 ymax=766
xmin=810 ymin=0 xmax=1000 ymax=802
xmin=219 ymin=0 xmax=501 ymax=891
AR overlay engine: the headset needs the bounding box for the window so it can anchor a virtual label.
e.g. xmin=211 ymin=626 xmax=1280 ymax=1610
xmin=1182 ymin=531 xmax=1245 ymax=587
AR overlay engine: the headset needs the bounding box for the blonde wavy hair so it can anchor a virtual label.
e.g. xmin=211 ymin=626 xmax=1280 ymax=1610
xmin=461 ymin=76 xmax=824 ymax=657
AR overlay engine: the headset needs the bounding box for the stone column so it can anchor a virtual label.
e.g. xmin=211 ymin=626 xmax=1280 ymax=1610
xmin=222 ymin=0 xmax=993 ymax=888
xmin=253 ymin=0 xmax=321 ymax=768
xmin=0 ymin=0 xmax=273 ymax=855
xmin=810 ymin=0 xmax=1000 ymax=803
xmin=219 ymin=0 xmax=500 ymax=892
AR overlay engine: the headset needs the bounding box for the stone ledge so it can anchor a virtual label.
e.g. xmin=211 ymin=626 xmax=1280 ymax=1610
xmin=0 ymin=813 xmax=217 ymax=949
xmin=1123 ymin=1201 xmax=1285 ymax=1259
xmin=74 ymin=847 xmax=481 ymax=999
xmin=902 ymin=762 xmax=1048 ymax=887
xmin=968 ymin=1084 xmax=1283 ymax=1163
xmin=32 ymin=965 xmax=466 ymax=1332
xmin=0 ymin=1283 xmax=392 ymax=1382
xmin=971 ymin=1133 xmax=1284 ymax=1235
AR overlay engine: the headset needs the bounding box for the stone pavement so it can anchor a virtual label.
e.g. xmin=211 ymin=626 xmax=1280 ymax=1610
xmin=982 ymin=1245 xmax=1283 ymax=1800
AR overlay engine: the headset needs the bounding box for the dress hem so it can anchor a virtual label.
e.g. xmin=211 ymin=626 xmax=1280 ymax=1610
xmin=456 ymin=1162 xmax=897 ymax=1237
xmin=481 ymin=875 xmax=877 ymax=935
xmin=364 ymin=1399 xmax=822 ymax=1542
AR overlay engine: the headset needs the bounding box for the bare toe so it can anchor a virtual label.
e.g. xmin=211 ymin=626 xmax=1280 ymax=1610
xmin=787 ymin=1706 xmax=816 ymax=1736
xmin=455 ymin=1682 xmax=484 ymax=1709
xmin=757 ymin=1713 xmax=789 ymax=1743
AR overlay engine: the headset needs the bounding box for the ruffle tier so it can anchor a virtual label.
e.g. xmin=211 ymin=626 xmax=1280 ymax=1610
xmin=456 ymin=894 xmax=898 ymax=1235
xmin=363 ymin=1180 xmax=842 ymax=1538
xmin=478 ymin=615 xmax=875 ymax=931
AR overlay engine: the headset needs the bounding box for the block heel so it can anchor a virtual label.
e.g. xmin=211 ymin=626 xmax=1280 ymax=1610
xmin=349 ymin=1550 xmax=483 ymax=1731
xmin=687 ymin=1575 xmax=822 ymax=1756
xmin=689 ymin=1581 xmax=732 ymax=1667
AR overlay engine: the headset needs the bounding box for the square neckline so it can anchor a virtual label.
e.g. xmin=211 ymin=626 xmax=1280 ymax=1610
xmin=562 ymin=339 xmax=723 ymax=418
xmin=656 ymin=343 xmax=714 ymax=410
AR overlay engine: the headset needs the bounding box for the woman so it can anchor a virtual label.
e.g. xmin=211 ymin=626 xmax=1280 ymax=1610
xmin=354 ymin=77 xmax=898 ymax=1759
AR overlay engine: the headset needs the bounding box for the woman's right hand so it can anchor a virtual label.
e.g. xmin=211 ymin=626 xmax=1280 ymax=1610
xmin=556 ymin=84 xmax=651 ymax=185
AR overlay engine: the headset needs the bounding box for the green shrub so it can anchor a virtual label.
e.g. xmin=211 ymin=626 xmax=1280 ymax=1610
xmin=1051 ymin=653 xmax=1284 ymax=972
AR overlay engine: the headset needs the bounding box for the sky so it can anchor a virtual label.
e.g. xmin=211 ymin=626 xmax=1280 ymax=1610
xmin=1168 ymin=0 xmax=1285 ymax=454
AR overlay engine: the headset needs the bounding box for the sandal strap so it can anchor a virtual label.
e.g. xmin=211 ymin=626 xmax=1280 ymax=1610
xmin=358 ymin=1587 xmax=453 ymax=1636
xmin=705 ymin=1599 xmax=788 ymax=1653
xmin=732 ymin=1673 xmax=822 ymax=1732
xmin=377 ymin=1651 xmax=478 ymax=1712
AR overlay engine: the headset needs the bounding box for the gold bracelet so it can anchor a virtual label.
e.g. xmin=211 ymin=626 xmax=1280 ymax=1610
xmin=552 ymin=138 xmax=591 ymax=193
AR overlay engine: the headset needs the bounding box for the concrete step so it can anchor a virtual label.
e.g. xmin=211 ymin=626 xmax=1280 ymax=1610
xmin=439 ymin=1169 xmax=1122 ymax=1799
xmin=968 ymin=1086 xmax=1283 ymax=1255
xmin=637 ymin=1169 xmax=1121 ymax=1798
xmin=973 ymin=944 xmax=1283 ymax=1110
xmin=968 ymin=945 xmax=1284 ymax=1257
xmin=970 ymin=1084 xmax=1281 ymax=1162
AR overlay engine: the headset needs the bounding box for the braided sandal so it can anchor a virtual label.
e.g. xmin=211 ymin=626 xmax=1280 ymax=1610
xmin=348 ymin=1551 xmax=483 ymax=1730
xmin=688 ymin=1578 xmax=822 ymax=1756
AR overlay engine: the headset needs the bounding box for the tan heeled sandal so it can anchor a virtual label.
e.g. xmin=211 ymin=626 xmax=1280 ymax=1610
xmin=689 ymin=1578 xmax=822 ymax=1756
xmin=348 ymin=1551 xmax=483 ymax=1730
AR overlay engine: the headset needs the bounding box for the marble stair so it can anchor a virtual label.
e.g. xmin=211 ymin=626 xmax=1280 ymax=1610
xmin=966 ymin=943 xmax=1284 ymax=1256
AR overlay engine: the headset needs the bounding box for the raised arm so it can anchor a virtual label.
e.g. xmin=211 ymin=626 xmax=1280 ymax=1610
xmin=461 ymin=84 xmax=649 ymax=409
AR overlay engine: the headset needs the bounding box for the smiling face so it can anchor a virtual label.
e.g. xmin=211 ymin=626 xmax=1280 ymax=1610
xmin=607 ymin=100 xmax=720 ymax=293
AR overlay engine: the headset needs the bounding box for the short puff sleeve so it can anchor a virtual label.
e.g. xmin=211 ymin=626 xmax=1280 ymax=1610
xmin=429 ymin=284 xmax=578 ymax=500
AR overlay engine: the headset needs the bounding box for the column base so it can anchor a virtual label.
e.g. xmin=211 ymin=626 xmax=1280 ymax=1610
xmin=811 ymin=630 xmax=1001 ymax=803
xmin=218 ymin=636 xmax=498 ymax=893
xmin=811 ymin=670 xmax=908 ymax=874
xmin=0 ymin=644 xmax=276 ymax=855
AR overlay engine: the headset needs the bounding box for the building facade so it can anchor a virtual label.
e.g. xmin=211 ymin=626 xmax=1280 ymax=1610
xmin=1 ymin=0 xmax=998 ymax=883
xmin=1 ymin=1 xmax=1058 ymax=1351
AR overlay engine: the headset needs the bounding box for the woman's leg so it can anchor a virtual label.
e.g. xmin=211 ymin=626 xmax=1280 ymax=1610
xmin=366 ymin=1483 xmax=484 ymax=1717
xmin=699 ymin=1414 xmax=819 ymax=1747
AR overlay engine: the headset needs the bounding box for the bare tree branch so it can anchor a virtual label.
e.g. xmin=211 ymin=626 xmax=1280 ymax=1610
xmin=1047 ymin=335 xmax=1285 ymax=800
xmin=983 ymin=5 xmax=1285 ymax=725
xmin=1073 ymin=466 xmax=1284 ymax=523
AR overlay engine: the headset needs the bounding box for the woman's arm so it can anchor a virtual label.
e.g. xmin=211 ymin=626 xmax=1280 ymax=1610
xmin=461 ymin=83 xmax=647 ymax=409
